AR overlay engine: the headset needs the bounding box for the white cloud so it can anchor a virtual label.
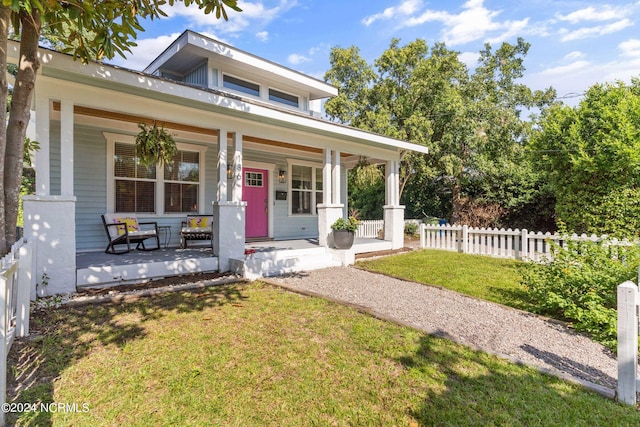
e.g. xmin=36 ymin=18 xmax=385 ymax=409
xmin=288 ymin=53 xmax=310 ymax=65
xmin=362 ymin=0 xmax=423 ymax=26
xmin=458 ymin=51 xmax=479 ymax=69
xmin=114 ymin=33 xmax=183 ymax=71
xmin=556 ymin=5 xmax=626 ymax=24
xmin=560 ymin=18 xmax=633 ymax=42
xmin=256 ymin=31 xmax=269 ymax=42
xmin=619 ymin=38 xmax=640 ymax=57
xmin=162 ymin=1 xmax=298 ymax=34
xmin=564 ymin=51 xmax=585 ymax=61
xmin=538 ymin=60 xmax=591 ymax=77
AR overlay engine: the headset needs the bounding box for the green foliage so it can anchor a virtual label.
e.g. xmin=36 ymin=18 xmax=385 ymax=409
xmin=325 ymin=37 xmax=555 ymax=227
xmin=531 ymin=79 xmax=640 ymax=236
xmin=331 ymin=216 xmax=360 ymax=232
xmin=135 ymin=122 xmax=177 ymax=167
xmin=347 ymin=160 xmax=384 ymax=219
xmin=404 ymin=222 xmax=418 ymax=236
xmin=520 ymin=236 xmax=640 ymax=351
xmin=7 ymin=1 xmax=241 ymax=62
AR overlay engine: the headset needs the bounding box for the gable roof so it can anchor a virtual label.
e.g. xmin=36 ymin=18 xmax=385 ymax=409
xmin=144 ymin=30 xmax=338 ymax=101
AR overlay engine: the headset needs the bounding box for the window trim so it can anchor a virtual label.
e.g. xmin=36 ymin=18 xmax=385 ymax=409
xmin=105 ymin=133 xmax=207 ymax=215
xmin=286 ymin=159 xmax=323 ymax=217
xmin=268 ymin=87 xmax=299 ymax=108
xmin=221 ymin=73 xmax=261 ymax=98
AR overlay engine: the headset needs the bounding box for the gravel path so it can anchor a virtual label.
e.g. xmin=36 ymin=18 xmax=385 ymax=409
xmin=269 ymin=266 xmax=618 ymax=395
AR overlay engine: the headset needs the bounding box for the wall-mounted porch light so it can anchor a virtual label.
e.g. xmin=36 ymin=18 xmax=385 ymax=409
xmin=278 ymin=169 xmax=287 ymax=183
xmin=227 ymin=165 xmax=233 ymax=180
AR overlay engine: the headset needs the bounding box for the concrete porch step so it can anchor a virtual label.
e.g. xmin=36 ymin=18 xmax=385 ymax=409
xmin=232 ymin=246 xmax=342 ymax=280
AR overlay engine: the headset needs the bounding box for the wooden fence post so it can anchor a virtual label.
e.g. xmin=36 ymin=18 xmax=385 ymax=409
xmin=461 ymin=225 xmax=468 ymax=254
xmin=16 ymin=240 xmax=32 ymax=337
xmin=520 ymin=229 xmax=528 ymax=260
xmin=617 ymin=280 xmax=638 ymax=405
xmin=419 ymin=224 xmax=425 ymax=249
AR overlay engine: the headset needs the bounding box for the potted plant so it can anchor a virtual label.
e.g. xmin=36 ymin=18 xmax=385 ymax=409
xmin=331 ymin=215 xmax=360 ymax=249
xmin=135 ymin=122 xmax=177 ymax=166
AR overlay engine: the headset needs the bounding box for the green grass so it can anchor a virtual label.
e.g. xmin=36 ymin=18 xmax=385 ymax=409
xmin=8 ymin=282 xmax=639 ymax=426
xmin=358 ymin=249 xmax=535 ymax=312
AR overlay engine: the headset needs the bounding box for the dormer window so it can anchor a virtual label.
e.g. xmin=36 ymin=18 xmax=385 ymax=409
xmin=269 ymin=88 xmax=299 ymax=108
xmin=223 ymin=74 xmax=260 ymax=97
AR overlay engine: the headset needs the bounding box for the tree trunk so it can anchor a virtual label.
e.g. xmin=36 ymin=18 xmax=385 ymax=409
xmin=0 ymin=6 xmax=10 ymax=254
xmin=450 ymin=181 xmax=462 ymax=224
xmin=4 ymin=10 xmax=41 ymax=252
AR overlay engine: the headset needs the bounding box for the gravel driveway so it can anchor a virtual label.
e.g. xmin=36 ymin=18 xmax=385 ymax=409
xmin=269 ymin=266 xmax=618 ymax=397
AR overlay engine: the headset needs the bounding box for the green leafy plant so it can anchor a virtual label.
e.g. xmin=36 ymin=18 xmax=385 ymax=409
xmin=331 ymin=216 xmax=360 ymax=232
xmin=404 ymin=222 xmax=418 ymax=236
xmin=135 ymin=122 xmax=177 ymax=167
xmin=520 ymin=233 xmax=640 ymax=352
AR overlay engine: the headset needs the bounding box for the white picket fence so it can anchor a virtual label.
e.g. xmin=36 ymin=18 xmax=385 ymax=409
xmin=0 ymin=239 xmax=34 ymax=427
xmin=356 ymin=220 xmax=384 ymax=238
xmin=418 ymin=224 xmax=605 ymax=261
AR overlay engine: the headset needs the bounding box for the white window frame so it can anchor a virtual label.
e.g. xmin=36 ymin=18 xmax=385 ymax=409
xmin=221 ymin=72 xmax=261 ymax=98
xmin=105 ymin=133 xmax=207 ymax=215
xmin=268 ymin=87 xmax=300 ymax=109
xmin=287 ymin=158 xmax=323 ymax=217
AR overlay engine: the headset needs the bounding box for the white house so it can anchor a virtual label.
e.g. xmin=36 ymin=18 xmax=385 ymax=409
xmin=14 ymin=31 xmax=429 ymax=295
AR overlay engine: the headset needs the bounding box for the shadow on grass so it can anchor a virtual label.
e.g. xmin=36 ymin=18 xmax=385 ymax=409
xmin=6 ymin=283 xmax=247 ymax=426
xmin=399 ymin=332 xmax=630 ymax=426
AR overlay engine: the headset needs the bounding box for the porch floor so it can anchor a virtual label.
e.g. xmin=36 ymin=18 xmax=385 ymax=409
xmin=76 ymin=238 xmax=393 ymax=288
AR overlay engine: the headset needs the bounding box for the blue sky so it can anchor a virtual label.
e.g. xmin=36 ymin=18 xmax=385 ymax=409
xmin=111 ymin=0 xmax=640 ymax=106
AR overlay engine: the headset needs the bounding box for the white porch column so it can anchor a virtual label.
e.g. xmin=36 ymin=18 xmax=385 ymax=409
xmin=231 ymin=132 xmax=243 ymax=202
xmin=35 ymin=98 xmax=50 ymax=196
xmin=23 ymin=196 xmax=77 ymax=295
xmin=384 ymin=159 xmax=405 ymax=249
xmin=60 ymin=100 xmax=74 ymax=196
xmin=318 ymin=148 xmax=343 ymax=248
xmin=332 ymin=150 xmax=340 ymax=205
xmin=212 ymin=129 xmax=246 ymax=272
xmin=217 ymin=128 xmax=228 ymax=202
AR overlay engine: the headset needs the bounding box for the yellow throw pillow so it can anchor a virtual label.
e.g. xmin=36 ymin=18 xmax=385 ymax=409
xmin=188 ymin=216 xmax=209 ymax=229
xmin=114 ymin=217 xmax=139 ymax=235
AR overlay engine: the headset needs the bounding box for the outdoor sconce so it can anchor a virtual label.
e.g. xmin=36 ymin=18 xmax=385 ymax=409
xmin=278 ymin=169 xmax=286 ymax=183
xmin=227 ymin=165 xmax=233 ymax=180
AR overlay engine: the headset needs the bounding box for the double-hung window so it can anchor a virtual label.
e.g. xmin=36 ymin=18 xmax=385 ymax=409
xmin=114 ymin=142 xmax=156 ymax=213
xmin=107 ymin=134 xmax=204 ymax=215
xmin=289 ymin=161 xmax=323 ymax=215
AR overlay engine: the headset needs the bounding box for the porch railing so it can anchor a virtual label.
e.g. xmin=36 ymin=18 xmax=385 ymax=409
xmin=0 ymin=238 xmax=34 ymax=427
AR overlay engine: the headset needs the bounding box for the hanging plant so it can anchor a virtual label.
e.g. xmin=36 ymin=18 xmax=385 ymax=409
xmin=135 ymin=122 xmax=177 ymax=166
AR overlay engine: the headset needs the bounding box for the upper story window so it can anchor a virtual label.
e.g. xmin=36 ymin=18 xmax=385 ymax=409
xmin=223 ymin=74 xmax=260 ymax=97
xmin=269 ymin=88 xmax=299 ymax=108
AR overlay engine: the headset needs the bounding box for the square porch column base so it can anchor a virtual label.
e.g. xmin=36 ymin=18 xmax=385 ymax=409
xmin=317 ymin=204 xmax=344 ymax=248
xmin=384 ymin=205 xmax=406 ymax=249
xmin=212 ymin=201 xmax=246 ymax=272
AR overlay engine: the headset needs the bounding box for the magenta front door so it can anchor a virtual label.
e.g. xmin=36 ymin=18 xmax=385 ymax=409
xmin=243 ymin=168 xmax=268 ymax=238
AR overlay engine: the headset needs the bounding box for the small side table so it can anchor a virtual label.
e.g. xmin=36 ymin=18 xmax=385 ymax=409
xmin=158 ymin=225 xmax=171 ymax=248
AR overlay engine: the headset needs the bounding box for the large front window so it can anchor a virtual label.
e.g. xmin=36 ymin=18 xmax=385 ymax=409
xmin=110 ymin=136 xmax=203 ymax=214
xmin=114 ymin=143 xmax=156 ymax=213
xmin=290 ymin=163 xmax=322 ymax=215
xmin=164 ymin=151 xmax=200 ymax=213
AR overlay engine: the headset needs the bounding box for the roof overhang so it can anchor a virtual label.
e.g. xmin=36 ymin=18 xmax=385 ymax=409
xmin=144 ymin=31 xmax=338 ymax=101
xmin=8 ymin=40 xmax=428 ymax=157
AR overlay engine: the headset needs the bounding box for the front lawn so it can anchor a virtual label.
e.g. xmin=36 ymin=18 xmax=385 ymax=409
xmin=358 ymin=249 xmax=535 ymax=311
xmin=8 ymin=282 xmax=639 ymax=426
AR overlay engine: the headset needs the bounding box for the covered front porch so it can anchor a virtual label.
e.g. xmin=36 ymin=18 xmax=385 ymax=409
xmin=76 ymin=237 xmax=393 ymax=288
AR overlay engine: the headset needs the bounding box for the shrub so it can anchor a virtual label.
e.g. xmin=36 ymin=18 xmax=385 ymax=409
xmin=404 ymin=222 xmax=418 ymax=236
xmin=520 ymin=236 xmax=640 ymax=352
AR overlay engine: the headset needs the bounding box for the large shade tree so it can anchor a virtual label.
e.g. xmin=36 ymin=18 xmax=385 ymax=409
xmin=325 ymin=38 xmax=556 ymax=226
xmin=531 ymin=79 xmax=640 ymax=237
xmin=0 ymin=0 xmax=241 ymax=254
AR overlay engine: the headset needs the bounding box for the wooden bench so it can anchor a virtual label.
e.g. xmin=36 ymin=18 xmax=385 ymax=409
xmin=180 ymin=215 xmax=214 ymax=248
